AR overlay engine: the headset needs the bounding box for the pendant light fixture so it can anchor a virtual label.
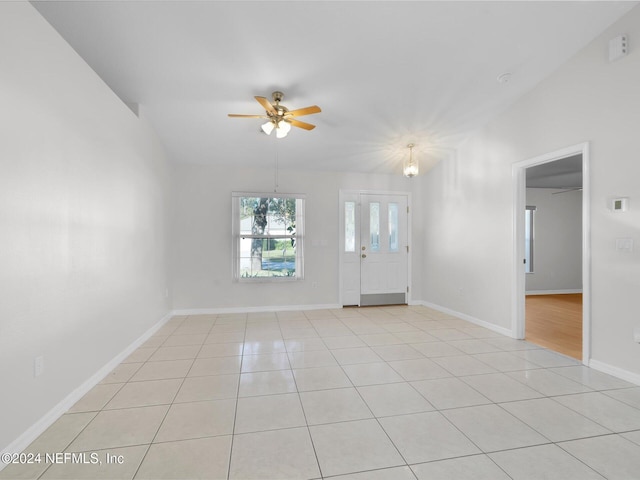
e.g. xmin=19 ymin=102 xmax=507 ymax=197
xmin=403 ymin=143 xmax=419 ymax=178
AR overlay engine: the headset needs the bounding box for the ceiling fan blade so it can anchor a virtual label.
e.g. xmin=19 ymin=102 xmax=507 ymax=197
xmin=254 ymin=96 xmax=277 ymax=115
xmin=289 ymin=119 xmax=316 ymax=131
xmin=286 ymin=105 xmax=321 ymax=117
xmin=552 ymin=188 xmax=583 ymax=195
xmin=228 ymin=114 xmax=268 ymax=118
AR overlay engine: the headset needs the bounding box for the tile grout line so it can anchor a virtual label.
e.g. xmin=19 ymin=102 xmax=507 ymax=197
xmin=284 ymin=310 xmax=327 ymax=479
xmin=129 ymin=315 xmax=192 ymax=480
xmin=40 ymin=320 xmax=184 ymax=480
xmin=225 ymin=312 xmax=248 ymax=480
xmin=131 ymin=314 xmax=209 ymax=480
xmin=314 ymin=311 xmax=413 ymax=475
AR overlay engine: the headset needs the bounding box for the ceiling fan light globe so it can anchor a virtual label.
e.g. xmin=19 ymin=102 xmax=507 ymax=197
xmin=276 ymin=120 xmax=291 ymax=138
xmin=261 ymin=121 xmax=275 ymax=135
xmin=278 ymin=120 xmax=292 ymax=134
xmin=276 ymin=127 xmax=288 ymax=138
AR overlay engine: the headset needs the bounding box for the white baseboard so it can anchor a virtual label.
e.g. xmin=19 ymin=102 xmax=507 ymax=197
xmin=0 ymin=311 xmax=173 ymax=470
xmin=588 ymin=359 xmax=640 ymax=387
xmin=525 ymin=289 xmax=583 ymax=295
xmin=172 ymin=303 xmax=342 ymax=316
xmin=418 ymin=301 xmax=514 ymax=338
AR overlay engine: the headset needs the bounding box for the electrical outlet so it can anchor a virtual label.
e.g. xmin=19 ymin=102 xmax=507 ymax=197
xmin=34 ymin=356 xmax=44 ymax=377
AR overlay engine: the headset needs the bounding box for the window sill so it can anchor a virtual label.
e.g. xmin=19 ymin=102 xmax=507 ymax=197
xmin=236 ymin=276 xmax=302 ymax=283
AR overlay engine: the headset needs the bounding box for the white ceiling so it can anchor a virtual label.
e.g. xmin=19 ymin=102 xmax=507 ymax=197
xmin=526 ymin=154 xmax=583 ymax=189
xmin=33 ymin=1 xmax=636 ymax=175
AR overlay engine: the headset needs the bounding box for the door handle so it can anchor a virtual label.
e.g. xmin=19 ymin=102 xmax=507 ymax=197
xmin=361 ymin=254 xmax=367 ymax=258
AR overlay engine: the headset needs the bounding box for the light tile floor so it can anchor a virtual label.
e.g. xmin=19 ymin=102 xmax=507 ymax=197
xmin=3 ymin=306 xmax=640 ymax=479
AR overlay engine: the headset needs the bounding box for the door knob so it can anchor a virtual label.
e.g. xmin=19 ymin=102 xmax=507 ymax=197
xmin=361 ymin=254 xmax=367 ymax=258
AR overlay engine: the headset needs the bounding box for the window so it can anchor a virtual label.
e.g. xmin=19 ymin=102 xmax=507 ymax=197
xmin=344 ymin=201 xmax=356 ymax=252
xmin=388 ymin=202 xmax=399 ymax=252
xmin=370 ymin=202 xmax=380 ymax=252
xmin=232 ymin=193 xmax=304 ymax=280
xmin=525 ymin=206 xmax=536 ymax=273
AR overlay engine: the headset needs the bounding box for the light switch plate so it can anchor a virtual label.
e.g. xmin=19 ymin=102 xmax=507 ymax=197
xmin=34 ymin=356 xmax=44 ymax=377
xmin=615 ymin=238 xmax=634 ymax=252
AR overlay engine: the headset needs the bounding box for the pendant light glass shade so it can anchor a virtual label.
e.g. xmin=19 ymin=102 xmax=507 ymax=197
xmin=403 ymin=143 xmax=419 ymax=177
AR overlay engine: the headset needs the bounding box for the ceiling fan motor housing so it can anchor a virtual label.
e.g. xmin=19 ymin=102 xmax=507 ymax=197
xmin=270 ymin=92 xmax=288 ymax=118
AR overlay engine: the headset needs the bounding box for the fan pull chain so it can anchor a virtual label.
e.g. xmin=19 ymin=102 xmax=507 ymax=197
xmin=274 ymin=135 xmax=279 ymax=193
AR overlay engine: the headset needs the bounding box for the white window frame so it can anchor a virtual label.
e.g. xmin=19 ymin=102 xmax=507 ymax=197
xmin=232 ymin=192 xmax=305 ymax=282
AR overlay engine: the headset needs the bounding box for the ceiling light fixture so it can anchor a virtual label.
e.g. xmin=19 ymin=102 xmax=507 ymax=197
xmin=403 ymin=143 xmax=419 ymax=178
xmin=261 ymin=118 xmax=292 ymax=138
xmin=230 ymin=91 xmax=320 ymax=139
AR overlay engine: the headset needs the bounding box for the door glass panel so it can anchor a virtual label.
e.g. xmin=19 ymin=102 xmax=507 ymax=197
xmin=388 ymin=203 xmax=398 ymax=252
xmin=370 ymin=202 xmax=380 ymax=252
xmin=345 ymin=201 xmax=355 ymax=252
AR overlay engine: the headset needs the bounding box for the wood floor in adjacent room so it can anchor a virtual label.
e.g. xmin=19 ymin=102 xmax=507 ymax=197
xmin=526 ymin=293 xmax=582 ymax=360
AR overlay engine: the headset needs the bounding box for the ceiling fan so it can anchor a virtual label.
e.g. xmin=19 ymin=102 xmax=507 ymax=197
xmin=228 ymin=91 xmax=321 ymax=138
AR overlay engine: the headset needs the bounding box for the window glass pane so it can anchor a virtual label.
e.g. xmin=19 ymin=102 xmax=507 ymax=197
xmin=239 ymin=238 xmax=296 ymax=278
xmin=370 ymin=202 xmax=380 ymax=252
xmin=388 ymin=203 xmax=398 ymax=252
xmin=239 ymin=197 xmax=259 ymax=235
xmin=525 ymin=207 xmax=535 ymax=273
xmin=235 ymin=195 xmax=301 ymax=279
xmin=345 ymin=202 xmax=355 ymax=252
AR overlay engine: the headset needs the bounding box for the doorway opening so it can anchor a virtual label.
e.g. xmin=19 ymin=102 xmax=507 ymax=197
xmin=513 ymin=143 xmax=590 ymax=364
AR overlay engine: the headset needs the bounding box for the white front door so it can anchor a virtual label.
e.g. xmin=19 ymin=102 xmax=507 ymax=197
xmin=340 ymin=192 xmax=409 ymax=306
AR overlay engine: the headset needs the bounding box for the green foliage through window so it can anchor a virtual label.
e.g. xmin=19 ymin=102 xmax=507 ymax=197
xmin=234 ymin=195 xmax=304 ymax=280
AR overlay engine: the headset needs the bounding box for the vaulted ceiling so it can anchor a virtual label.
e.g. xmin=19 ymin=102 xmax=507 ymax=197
xmin=33 ymin=1 xmax=636 ymax=175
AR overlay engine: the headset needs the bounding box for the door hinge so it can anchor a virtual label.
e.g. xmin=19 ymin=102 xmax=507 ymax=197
xmin=406 ymin=245 xmax=409 ymax=253
xmin=407 ymin=286 xmax=409 ymax=293
xmin=407 ymin=206 xmax=409 ymax=214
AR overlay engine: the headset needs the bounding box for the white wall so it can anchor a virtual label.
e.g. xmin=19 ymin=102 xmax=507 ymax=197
xmin=171 ymin=163 xmax=421 ymax=310
xmin=422 ymin=5 xmax=640 ymax=378
xmin=525 ymin=188 xmax=582 ymax=293
xmin=0 ymin=3 xmax=171 ymax=453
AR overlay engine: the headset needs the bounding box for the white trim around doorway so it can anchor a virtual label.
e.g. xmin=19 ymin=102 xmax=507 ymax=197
xmin=512 ymin=142 xmax=591 ymax=365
